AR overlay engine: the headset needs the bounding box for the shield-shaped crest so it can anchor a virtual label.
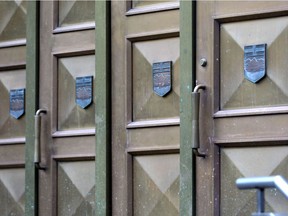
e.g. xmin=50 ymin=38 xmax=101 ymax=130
xmin=152 ymin=61 xmax=172 ymax=97
xmin=244 ymin=44 xmax=266 ymax=83
xmin=10 ymin=89 xmax=25 ymax=119
xmin=76 ymin=76 xmax=93 ymax=109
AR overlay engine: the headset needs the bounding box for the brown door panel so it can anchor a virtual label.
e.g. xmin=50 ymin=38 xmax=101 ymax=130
xmin=38 ymin=1 xmax=96 ymax=215
xmin=197 ymin=1 xmax=288 ymax=215
xmin=112 ymin=1 xmax=180 ymax=215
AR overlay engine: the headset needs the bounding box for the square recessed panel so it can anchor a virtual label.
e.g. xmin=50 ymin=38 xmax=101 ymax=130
xmin=133 ymin=154 xmax=179 ymax=215
xmin=0 ymin=1 xmax=27 ymax=43
xmin=58 ymin=161 xmax=95 ymax=216
xmin=0 ymin=168 xmax=25 ymax=215
xmin=0 ymin=69 xmax=26 ymax=139
xmin=221 ymin=146 xmax=288 ymax=215
xmin=132 ymin=37 xmax=180 ymax=122
xmin=58 ymin=55 xmax=95 ymax=131
xmin=58 ymin=0 xmax=95 ymax=27
xmin=220 ymin=16 xmax=288 ymax=110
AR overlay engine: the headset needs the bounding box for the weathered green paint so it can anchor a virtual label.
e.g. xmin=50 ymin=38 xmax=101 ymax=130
xmin=95 ymin=0 xmax=111 ymax=215
xmin=25 ymin=1 xmax=39 ymax=216
xmin=180 ymin=0 xmax=196 ymax=215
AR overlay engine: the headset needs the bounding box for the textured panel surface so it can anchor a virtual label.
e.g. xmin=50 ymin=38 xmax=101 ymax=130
xmin=58 ymin=55 xmax=95 ymax=131
xmin=58 ymin=161 xmax=95 ymax=216
xmin=0 ymin=70 xmax=26 ymax=139
xmin=0 ymin=168 xmax=25 ymax=215
xmin=132 ymin=37 xmax=180 ymax=121
xmin=221 ymin=146 xmax=288 ymax=215
xmin=220 ymin=16 xmax=288 ymax=110
xmin=0 ymin=0 xmax=26 ymax=43
xmin=58 ymin=0 xmax=95 ymax=27
xmin=133 ymin=154 xmax=179 ymax=215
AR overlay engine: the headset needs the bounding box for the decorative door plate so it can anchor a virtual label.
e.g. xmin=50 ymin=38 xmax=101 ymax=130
xmin=76 ymin=76 xmax=93 ymax=109
xmin=244 ymin=44 xmax=266 ymax=83
xmin=10 ymin=88 xmax=25 ymax=119
xmin=152 ymin=61 xmax=172 ymax=97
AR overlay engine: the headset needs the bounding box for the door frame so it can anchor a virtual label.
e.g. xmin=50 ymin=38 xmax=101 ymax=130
xmin=95 ymin=0 xmax=111 ymax=215
xmin=179 ymin=0 xmax=197 ymax=215
xmin=25 ymin=1 xmax=40 ymax=215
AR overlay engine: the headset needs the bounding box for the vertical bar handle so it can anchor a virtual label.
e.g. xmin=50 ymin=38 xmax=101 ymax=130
xmin=34 ymin=109 xmax=47 ymax=169
xmin=192 ymin=84 xmax=206 ymax=157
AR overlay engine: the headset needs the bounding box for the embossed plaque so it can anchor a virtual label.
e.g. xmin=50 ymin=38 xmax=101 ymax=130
xmin=244 ymin=44 xmax=266 ymax=83
xmin=76 ymin=76 xmax=93 ymax=109
xmin=152 ymin=61 xmax=172 ymax=97
xmin=10 ymin=89 xmax=25 ymax=119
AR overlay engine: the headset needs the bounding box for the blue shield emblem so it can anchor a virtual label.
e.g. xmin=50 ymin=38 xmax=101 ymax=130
xmin=244 ymin=44 xmax=266 ymax=83
xmin=152 ymin=61 xmax=172 ymax=97
xmin=76 ymin=76 xmax=93 ymax=109
xmin=10 ymin=89 xmax=25 ymax=119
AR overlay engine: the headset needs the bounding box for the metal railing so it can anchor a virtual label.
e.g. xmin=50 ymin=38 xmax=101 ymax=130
xmin=236 ymin=176 xmax=288 ymax=216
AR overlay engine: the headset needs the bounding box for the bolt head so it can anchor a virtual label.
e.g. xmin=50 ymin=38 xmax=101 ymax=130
xmin=200 ymin=58 xmax=207 ymax=67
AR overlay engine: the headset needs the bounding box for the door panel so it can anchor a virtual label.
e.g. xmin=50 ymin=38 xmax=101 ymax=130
xmin=38 ymin=1 xmax=95 ymax=215
xmin=131 ymin=37 xmax=180 ymax=121
xmin=221 ymin=146 xmax=288 ymax=215
xmin=0 ymin=1 xmax=26 ymax=44
xmin=196 ymin=1 xmax=288 ymax=215
xmin=131 ymin=0 xmax=178 ymax=9
xmin=111 ymin=1 xmax=180 ymax=215
xmin=0 ymin=168 xmax=25 ymax=215
xmin=0 ymin=47 xmax=26 ymax=67
xmin=58 ymin=0 xmax=95 ymax=27
xmin=57 ymin=55 xmax=95 ymax=131
xmin=0 ymin=69 xmax=26 ymax=139
xmin=57 ymin=161 xmax=95 ymax=216
xmin=0 ymin=1 xmax=26 ymax=215
xmin=133 ymin=154 xmax=179 ymax=215
xmin=220 ymin=16 xmax=288 ymax=110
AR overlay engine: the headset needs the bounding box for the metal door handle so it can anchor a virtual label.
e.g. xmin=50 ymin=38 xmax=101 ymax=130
xmin=192 ymin=84 xmax=206 ymax=157
xmin=34 ymin=109 xmax=47 ymax=170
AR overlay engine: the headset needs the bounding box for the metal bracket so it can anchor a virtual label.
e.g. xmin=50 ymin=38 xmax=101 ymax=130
xmin=236 ymin=176 xmax=288 ymax=215
xmin=192 ymin=84 xmax=206 ymax=158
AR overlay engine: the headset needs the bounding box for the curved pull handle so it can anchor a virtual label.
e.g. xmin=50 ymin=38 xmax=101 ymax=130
xmin=34 ymin=109 xmax=47 ymax=170
xmin=192 ymin=84 xmax=206 ymax=157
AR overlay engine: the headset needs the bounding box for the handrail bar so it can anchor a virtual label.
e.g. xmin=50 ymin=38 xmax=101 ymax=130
xmin=236 ymin=175 xmax=288 ymax=199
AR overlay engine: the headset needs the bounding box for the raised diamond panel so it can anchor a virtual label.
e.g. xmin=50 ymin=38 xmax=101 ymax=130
xmin=221 ymin=146 xmax=288 ymax=215
xmin=0 ymin=0 xmax=26 ymax=43
xmin=58 ymin=161 xmax=95 ymax=216
xmin=220 ymin=16 xmax=288 ymax=110
xmin=133 ymin=154 xmax=179 ymax=215
xmin=58 ymin=55 xmax=95 ymax=131
xmin=58 ymin=0 xmax=95 ymax=27
xmin=0 ymin=69 xmax=26 ymax=139
xmin=0 ymin=168 xmax=25 ymax=215
xmin=132 ymin=37 xmax=180 ymax=121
